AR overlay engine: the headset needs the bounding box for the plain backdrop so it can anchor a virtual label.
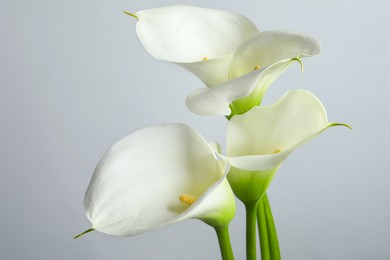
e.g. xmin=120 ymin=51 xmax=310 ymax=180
xmin=1 ymin=0 xmax=389 ymax=259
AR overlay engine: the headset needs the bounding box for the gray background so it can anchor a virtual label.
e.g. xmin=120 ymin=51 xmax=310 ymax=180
xmin=1 ymin=0 xmax=388 ymax=259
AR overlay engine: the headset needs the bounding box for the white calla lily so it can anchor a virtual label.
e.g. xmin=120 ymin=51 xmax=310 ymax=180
xmin=82 ymin=124 xmax=235 ymax=236
xmin=134 ymin=5 xmax=259 ymax=87
xmin=220 ymin=90 xmax=350 ymax=203
xmin=131 ymin=5 xmax=321 ymax=116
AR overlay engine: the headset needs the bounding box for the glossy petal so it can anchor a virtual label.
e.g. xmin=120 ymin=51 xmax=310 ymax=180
xmin=185 ymin=31 xmax=321 ymax=116
xmin=221 ymin=90 xmax=349 ymax=202
xmin=136 ymin=5 xmax=258 ymax=62
xmin=185 ymin=59 xmax=296 ymax=116
xmin=84 ymin=124 xmax=235 ymax=236
xmin=178 ymin=55 xmax=232 ymax=87
xmin=229 ymin=30 xmax=321 ymax=79
xmin=135 ymin=5 xmax=259 ymax=86
xmin=226 ymin=90 xmax=348 ymax=169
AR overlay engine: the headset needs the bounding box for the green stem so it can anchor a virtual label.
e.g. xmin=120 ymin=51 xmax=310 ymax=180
xmin=263 ymin=194 xmax=281 ymax=260
xmin=215 ymin=226 xmax=235 ymax=260
xmin=257 ymin=198 xmax=271 ymax=260
xmin=245 ymin=200 xmax=259 ymax=260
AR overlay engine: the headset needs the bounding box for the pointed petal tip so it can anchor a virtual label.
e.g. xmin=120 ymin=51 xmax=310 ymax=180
xmin=291 ymin=57 xmax=304 ymax=72
xmin=73 ymin=228 xmax=95 ymax=239
xmin=123 ymin=10 xmax=138 ymax=20
xmin=329 ymin=122 xmax=352 ymax=129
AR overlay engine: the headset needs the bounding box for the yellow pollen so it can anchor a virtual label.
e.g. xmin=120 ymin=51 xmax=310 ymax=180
xmin=179 ymin=194 xmax=198 ymax=207
xmin=273 ymin=149 xmax=281 ymax=154
xmin=253 ymin=65 xmax=261 ymax=70
xmin=202 ymin=57 xmax=209 ymax=61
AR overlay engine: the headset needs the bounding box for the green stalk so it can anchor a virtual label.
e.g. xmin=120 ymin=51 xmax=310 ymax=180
xmin=257 ymin=198 xmax=271 ymax=260
xmin=245 ymin=200 xmax=259 ymax=260
xmin=215 ymin=226 xmax=235 ymax=260
xmin=257 ymin=193 xmax=281 ymax=260
xmin=263 ymin=194 xmax=281 ymax=260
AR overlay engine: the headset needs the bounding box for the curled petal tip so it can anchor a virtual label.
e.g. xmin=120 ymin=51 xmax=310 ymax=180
xmin=123 ymin=10 xmax=138 ymax=20
xmin=329 ymin=122 xmax=352 ymax=129
xmin=291 ymin=57 xmax=304 ymax=72
xmin=73 ymin=228 xmax=94 ymax=239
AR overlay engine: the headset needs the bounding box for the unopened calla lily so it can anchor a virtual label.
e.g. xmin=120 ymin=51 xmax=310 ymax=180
xmin=80 ymin=124 xmax=235 ymax=237
xmin=130 ymin=5 xmax=321 ymax=116
xmin=221 ymin=90 xmax=350 ymax=203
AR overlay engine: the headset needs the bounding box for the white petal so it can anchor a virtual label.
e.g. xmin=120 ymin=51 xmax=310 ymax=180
xmin=228 ymin=90 xmax=328 ymax=156
xmin=185 ymin=59 xmax=296 ymax=116
xmin=177 ymin=172 xmax=236 ymax=226
xmin=178 ymin=55 xmax=231 ymax=87
xmin=230 ymin=30 xmax=321 ymax=79
xmin=225 ymin=90 xmax=349 ymax=170
xmin=135 ymin=5 xmax=259 ymax=63
xmin=135 ymin=5 xmax=259 ymax=87
xmin=208 ymin=141 xmax=222 ymax=154
xmin=84 ymin=124 xmax=233 ymax=236
xmin=220 ymin=153 xmax=291 ymax=171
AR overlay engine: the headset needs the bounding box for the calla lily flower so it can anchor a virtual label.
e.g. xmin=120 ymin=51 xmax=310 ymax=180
xmin=131 ymin=5 xmax=321 ymax=116
xmin=219 ymin=90 xmax=350 ymax=203
xmin=82 ymin=124 xmax=235 ymax=236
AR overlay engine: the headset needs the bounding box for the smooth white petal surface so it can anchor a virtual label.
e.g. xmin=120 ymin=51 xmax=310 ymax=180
xmin=136 ymin=5 xmax=259 ymax=62
xmin=84 ymin=124 xmax=234 ymax=236
xmin=225 ymin=90 xmax=348 ymax=170
xmin=185 ymin=59 xmax=296 ymax=116
xmin=135 ymin=5 xmax=259 ymax=87
xmin=178 ymin=55 xmax=231 ymax=87
xmin=180 ymin=177 xmax=235 ymax=227
xmin=229 ymin=30 xmax=321 ymax=79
